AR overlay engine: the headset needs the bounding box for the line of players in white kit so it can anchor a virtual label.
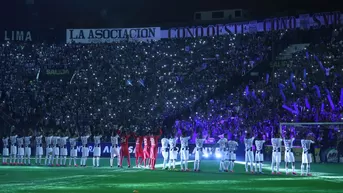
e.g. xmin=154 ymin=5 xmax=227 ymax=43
xmin=2 ymin=132 xmax=315 ymax=176
xmin=240 ymin=133 xmax=315 ymax=176
xmin=1 ymin=134 xmax=111 ymax=167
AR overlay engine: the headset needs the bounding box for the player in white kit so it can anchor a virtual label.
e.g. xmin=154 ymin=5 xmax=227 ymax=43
xmin=44 ymin=135 xmax=53 ymax=165
xmin=17 ymin=137 xmax=25 ymax=165
xmin=110 ymin=130 xmax=120 ymax=168
xmin=168 ymin=135 xmax=178 ymax=170
xmin=16 ymin=136 xmax=24 ymax=165
xmin=160 ymin=135 xmax=169 ymax=170
xmin=93 ymin=134 xmax=102 ymax=167
xmin=24 ymin=134 xmax=32 ymax=165
xmin=180 ymin=132 xmax=191 ymax=171
xmin=193 ymin=133 xmax=206 ymax=172
xmin=69 ymin=135 xmax=78 ymax=167
xmin=217 ymin=134 xmax=228 ymax=172
xmin=9 ymin=134 xmax=18 ymax=165
xmin=283 ymin=132 xmax=296 ymax=175
xmin=271 ymin=133 xmax=282 ymax=174
xmin=244 ymin=133 xmax=255 ymax=173
xmin=59 ymin=135 xmax=69 ymax=166
xmin=80 ymin=134 xmax=90 ymax=167
xmin=301 ymin=136 xmax=314 ymax=176
xmin=254 ymin=134 xmax=265 ymax=174
xmin=52 ymin=135 xmax=60 ymax=166
xmin=2 ymin=136 xmax=9 ymax=165
xmin=35 ymin=135 xmax=43 ymax=165
xmin=227 ymin=136 xmax=238 ymax=172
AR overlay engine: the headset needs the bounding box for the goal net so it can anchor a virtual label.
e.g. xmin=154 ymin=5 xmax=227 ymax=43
xmin=279 ymin=122 xmax=343 ymax=163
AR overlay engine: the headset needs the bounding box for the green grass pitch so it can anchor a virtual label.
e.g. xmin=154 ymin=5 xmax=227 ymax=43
xmin=0 ymin=158 xmax=343 ymax=193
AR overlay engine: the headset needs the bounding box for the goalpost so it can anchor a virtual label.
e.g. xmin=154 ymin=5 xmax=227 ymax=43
xmin=279 ymin=122 xmax=343 ymax=163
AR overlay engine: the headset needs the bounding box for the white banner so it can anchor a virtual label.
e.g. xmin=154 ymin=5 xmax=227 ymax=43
xmin=66 ymin=27 xmax=161 ymax=43
xmin=65 ymin=12 xmax=342 ymax=42
xmin=160 ymin=12 xmax=342 ymax=39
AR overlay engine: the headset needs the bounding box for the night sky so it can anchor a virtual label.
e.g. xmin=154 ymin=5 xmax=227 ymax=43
xmin=0 ymin=0 xmax=342 ymax=28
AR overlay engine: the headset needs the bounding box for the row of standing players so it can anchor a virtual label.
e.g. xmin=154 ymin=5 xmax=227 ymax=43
xmin=240 ymin=133 xmax=315 ymax=176
xmin=1 ymin=131 xmax=315 ymax=176
xmin=1 ymin=129 xmax=174 ymax=170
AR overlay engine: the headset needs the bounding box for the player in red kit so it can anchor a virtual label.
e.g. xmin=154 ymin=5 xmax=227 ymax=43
xmin=118 ymin=128 xmax=131 ymax=168
xmin=143 ymin=134 xmax=150 ymax=168
xmin=133 ymin=130 xmax=144 ymax=168
xmin=149 ymin=129 xmax=162 ymax=170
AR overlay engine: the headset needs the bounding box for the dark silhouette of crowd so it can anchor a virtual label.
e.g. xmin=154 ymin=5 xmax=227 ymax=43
xmin=0 ymin=26 xmax=342 ymax=154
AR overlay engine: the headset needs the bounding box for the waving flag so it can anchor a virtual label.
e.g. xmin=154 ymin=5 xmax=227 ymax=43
xmin=314 ymin=55 xmax=325 ymax=71
xmin=313 ymin=85 xmax=321 ymax=98
xmin=280 ymin=89 xmax=286 ymax=101
xmin=325 ymin=88 xmax=335 ymax=110
xmin=305 ymin=97 xmax=311 ymax=109
xmin=138 ymin=79 xmax=145 ymax=87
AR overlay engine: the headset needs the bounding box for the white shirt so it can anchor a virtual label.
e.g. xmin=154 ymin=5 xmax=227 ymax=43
xmin=161 ymin=138 xmax=169 ymax=148
xmin=24 ymin=136 xmax=31 ymax=146
xmin=52 ymin=136 xmax=60 ymax=146
xmin=69 ymin=137 xmax=78 ymax=147
xmin=255 ymin=140 xmax=265 ymax=151
xmin=283 ymin=138 xmax=295 ymax=151
xmin=94 ymin=135 xmax=102 ymax=145
xmin=81 ymin=136 xmax=89 ymax=145
xmin=111 ymin=135 xmax=119 ymax=145
xmin=227 ymin=140 xmax=238 ymax=152
xmin=195 ymin=138 xmax=206 ymax=149
xmin=244 ymin=137 xmax=255 ymax=151
xmin=217 ymin=138 xmax=228 ymax=150
xmin=271 ymin=138 xmax=282 ymax=151
xmin=17 ymin=137 xmax=24 ymax=146
xmin=168 ymin=138 xmax=177 ymax=149
xmin=60 ymin=137 xmax=68 ymax=146
xmin=10 ymin=135 xmax=17 ymax=145
xmin=301 ymin=139 xmax=314 ymax=152
xmin=35 ymin=136 xmax=42 ymax=146
xmin=45 ymin=136 xmax=53 ymax=145
xmin=180 ymin=136 xmax=191 ymax=148
xmin=2 ymin=137 xmax=9 ymax=147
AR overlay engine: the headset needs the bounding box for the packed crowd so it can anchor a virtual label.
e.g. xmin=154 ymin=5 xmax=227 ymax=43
xmin=181 ymin=27 xmax=343 ymax=145
xmin=0 ymin=32 xmax=273 ymax=137
xmin=0 ymin=26 xmax=342 ymax=147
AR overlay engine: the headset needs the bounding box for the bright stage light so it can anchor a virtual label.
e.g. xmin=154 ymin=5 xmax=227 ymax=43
xmin=203 ymin=154 xmax=209 ymax=158
xmin=215 ymin=153 xmax=222 ymax=158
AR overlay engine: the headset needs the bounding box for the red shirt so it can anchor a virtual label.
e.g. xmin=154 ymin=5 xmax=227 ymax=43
xmin=120 ymin=135 xmax=130 ymax=146
xmin=150 ymin=130 xmax=162 ymax=146
xmin=117 ymin=130 xmax=130 ymax=146
xmin=143 ymin=136 xmax=150 ymax=147
xmin=150 ymin=136 xmax=156 ymax=146
xmin=135 ymin=136 xmax=143 ymax=145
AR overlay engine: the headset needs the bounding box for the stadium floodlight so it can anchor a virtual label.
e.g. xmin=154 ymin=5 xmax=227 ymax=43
xmin=203 ymin=153 xmax=209 ymax=158
xmin=215 ymin=153 xmax=222 ymax=159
